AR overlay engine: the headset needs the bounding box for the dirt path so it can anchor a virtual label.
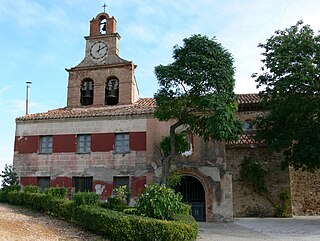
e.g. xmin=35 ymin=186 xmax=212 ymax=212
xmin=0 ymin=203 xmax=108 ymax=241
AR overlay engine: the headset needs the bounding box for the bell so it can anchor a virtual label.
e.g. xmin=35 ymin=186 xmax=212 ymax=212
xmin=106 ymin=90 xmax=118 ymax=105
xmin=84 ymin=89 xmax=92 ymax=98
xmin=102 ymin=23 xmax=106 ymax=32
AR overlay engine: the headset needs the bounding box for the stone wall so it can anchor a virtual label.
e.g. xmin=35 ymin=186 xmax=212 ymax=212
xmin=226 ymin=144 xmax=291 ymax=217
xmin=290 ymin=168 xmax=320 ymax=215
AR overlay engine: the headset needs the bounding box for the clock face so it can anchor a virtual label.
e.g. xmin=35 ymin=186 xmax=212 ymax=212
xmin=90 ymin=41 xmax=108 ymax=60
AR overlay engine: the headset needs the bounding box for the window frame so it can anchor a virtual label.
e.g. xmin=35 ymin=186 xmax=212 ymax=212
xmin=77 ymin=134 xmax=91 ymax=154
xmin=115 ymin=133 xmax=130 ymax=154
xmin=113 ymin=176 xmax=130 ymax=195
xmin=39 ymin=135 xmax=53 ymax=154
xmin=37 ymin=176 xmax=51 ymax=191
xmin=73 ymin=176 xmax=93 ymax=192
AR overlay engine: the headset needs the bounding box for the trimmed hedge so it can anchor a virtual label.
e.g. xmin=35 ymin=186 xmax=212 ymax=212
xmin=74 ymin=205 xmax=199 ymax=241
xmin=1 ymin=190 xmax=199 ymax=241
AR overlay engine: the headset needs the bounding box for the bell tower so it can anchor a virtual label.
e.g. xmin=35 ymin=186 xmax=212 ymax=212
xmin=66 ymin=11 xmax=139 ymax=108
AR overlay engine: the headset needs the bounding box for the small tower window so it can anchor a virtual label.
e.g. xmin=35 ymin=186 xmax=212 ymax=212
xmin=105 ymin=78 xmax=119 ymax=105
xmin=243 ymin=120 xmax=254 ymax=130
xmin=81 ymin=79 xmax=94 ymax=106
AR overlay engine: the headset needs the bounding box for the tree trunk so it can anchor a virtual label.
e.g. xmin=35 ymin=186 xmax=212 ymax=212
xmin=161 ymin=122 xmax=181 ymax=187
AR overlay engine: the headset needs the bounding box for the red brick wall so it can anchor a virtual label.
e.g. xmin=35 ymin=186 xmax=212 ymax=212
xmin=14 ymin=136 xmax=39 ymax=154
xmin=20 ymin=176 xmax=38 ymax=186
xmin=53 ymin=135 xmax=76 ymax=153
xmin=131 ymin=176 xmax=146 ymax=197
xmin=51 ymin=177 xmax=73 ymax=188
xmin=92 ymin=133 xmax=114 ymax=152
xmin=130 ymin=132 xmax=146 ymax=151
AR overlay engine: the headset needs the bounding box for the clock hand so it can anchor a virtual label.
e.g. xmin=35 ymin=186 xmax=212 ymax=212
xmin=97 ymin=45 xmax=102 ymax=53
xmin=97 ymin=45 xmax=107 ymax=52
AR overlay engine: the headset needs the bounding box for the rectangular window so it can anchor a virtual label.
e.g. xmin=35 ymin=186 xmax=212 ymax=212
xmin=40 ymin=136 xmax=53 ymax=154
xmin=77 ymin=134 xmax=91 ymax=153
xmin=37 ymin=176 xmax=50 ymax=191
xmin=115 ymin=133 xmax=130 ymax=153
xmin=73 ymin=177 xmax=93 ymax=192
xmin=113 ymin=176 xmax=130 ymax=195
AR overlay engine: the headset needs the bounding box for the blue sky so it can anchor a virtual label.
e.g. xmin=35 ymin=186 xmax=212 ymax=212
xmin=1 ymin=0 xmax=320 ymax=176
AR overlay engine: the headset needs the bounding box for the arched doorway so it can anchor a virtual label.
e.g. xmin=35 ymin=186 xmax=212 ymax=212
xmin=175 ymin=175 xmax=206 ymax=221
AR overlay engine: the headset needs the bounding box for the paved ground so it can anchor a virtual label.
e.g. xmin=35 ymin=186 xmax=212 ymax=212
xmin=1 ymin=203 xmax=320 ymax=240
xmin=198 ymin=217 xmax=320 ymax=241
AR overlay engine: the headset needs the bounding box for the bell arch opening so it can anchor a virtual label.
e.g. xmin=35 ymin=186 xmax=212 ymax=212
xmin=80 ymin=78 xmax=94 ymax=106
xmin=105 ymin=77 xmax=119 ymax=105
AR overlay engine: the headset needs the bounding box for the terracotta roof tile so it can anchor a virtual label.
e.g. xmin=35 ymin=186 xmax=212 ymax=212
xmin=16 ymin=94 xmax=260 ymax=121
xmin=236 ymin=93 xmax=260 ymax=104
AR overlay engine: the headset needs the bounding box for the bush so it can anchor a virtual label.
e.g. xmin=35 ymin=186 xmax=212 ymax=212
xmin=4 ymin=190 xmax=198 ymax=241
xmin=44 ymin=187 xmax=68 ymax=199
xmin=73 ymin=191 xmax=100 ymax=206
xmin=136 ymin=183 xmax=190 ymax=220
xmin=74 ymin=205 xmax=198 ymax=241
xmin=0 ymin=185 xmax=21 ymax=203
xmin=23 ymin=185 xmax=40 ymax=193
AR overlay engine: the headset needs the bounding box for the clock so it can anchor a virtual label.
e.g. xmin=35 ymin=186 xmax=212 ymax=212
xmin=90 ymin=41 xmax=108 ymax=60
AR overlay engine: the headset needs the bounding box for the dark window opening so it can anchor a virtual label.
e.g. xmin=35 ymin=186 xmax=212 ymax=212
xmin=37 ymin=176 xmax=50 ymax=191
xmin=113 ymin=176 xmax=130 ymax=195
xmin=243 ymin=120 xmax=254 ymax=130
xmin=81 ymin=79 xmax=94 ymax=106
xmin=73 ymin=176 xmax=93 ymax=192
xmin=105 ymin=78 xmax=119 ymax=105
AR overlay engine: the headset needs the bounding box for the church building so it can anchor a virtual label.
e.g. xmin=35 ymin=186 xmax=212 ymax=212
xmin=13 ymin=10 xmax=319 ymax=221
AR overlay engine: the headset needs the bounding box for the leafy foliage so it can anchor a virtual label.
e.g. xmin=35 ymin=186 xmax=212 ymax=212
xmin=136 ymin=183 xmax=190 ymax=220
xmin=160 ymin=132 xmax=190 ymax=157
xmin=44 ymin=187 xmax=68 ymax=199
xmin=240 ymin=157 xmax=267 ymax=193
xmin=154 ymin=34 xmax=242 ymax=184
xmin=275 ymin=189 xmax=291 ymax=217
xmin=23 ymin=185 xmax=40 ymax=193
xmin=73 ymin=191 xmax=100 ymax=206
xmin=1 ymin=186 xmax=198 ymax=241
xmin=253 ymin=21 xmax=320 ymax=171
xmin=1 ymin=164 xmax=19 ymax=188
xmin=101 ymin=185 xmax=129 ymax=211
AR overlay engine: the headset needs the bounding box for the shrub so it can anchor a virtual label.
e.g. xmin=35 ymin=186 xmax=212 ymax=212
xmin=5 ymin=191 xmax=198 ymax=241
xmin=101 ymin=185 xmax=129 ymax=211
xmin=0 ymin=185 xmax=21 ymax=203
xmin=44 ymin=187 xmax=68 ymax=199
xmin=73 ymin=191 xmax=100 ymax=206
xmin=136 ymin=183 xmax=190 ymax=220
xmin=23 ymin=185 xmax=40 ymax=193
xmin=74 ymin=205 xmax=198 ymax=241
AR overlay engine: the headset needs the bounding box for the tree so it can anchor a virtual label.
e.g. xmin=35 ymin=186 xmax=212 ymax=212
xmin=1 ymin=164 xmax=19 ymax=188
xmin=253 ymin=21 xmax=320 ymax=171
xmin=154 ymin=34 xmax=242 ymax=185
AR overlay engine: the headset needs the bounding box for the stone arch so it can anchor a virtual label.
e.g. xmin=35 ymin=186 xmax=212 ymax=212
xmin=177 ymin=167 xmax=214 ymax=222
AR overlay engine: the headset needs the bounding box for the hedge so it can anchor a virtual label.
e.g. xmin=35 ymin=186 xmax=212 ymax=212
xmin=0 ymin=190 xmax=199 ymax=241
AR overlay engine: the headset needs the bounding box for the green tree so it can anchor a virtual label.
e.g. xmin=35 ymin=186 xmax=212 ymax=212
xmin=253 ymin=21 xmax=320 ymax=171
xmin=154 ymin=34 xmax=242 ymax=185
xmin=1 ymin=164 xmax=19 ymax=188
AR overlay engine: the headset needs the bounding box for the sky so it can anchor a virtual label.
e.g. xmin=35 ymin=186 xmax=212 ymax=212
xmin=0 ymin=0 xmax=320 ymax=177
